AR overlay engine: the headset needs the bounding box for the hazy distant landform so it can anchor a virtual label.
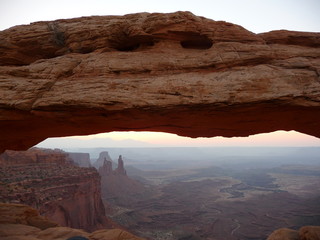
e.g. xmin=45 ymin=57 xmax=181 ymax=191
xmin=79 ymin=147 xmax=320 ymax=240
xmin=1 ymin=147 xmax=319 ymax=240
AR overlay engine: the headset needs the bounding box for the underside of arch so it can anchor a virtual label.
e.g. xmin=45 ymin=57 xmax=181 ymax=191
xmin=0 ymin=12 xmax=319 ymax=152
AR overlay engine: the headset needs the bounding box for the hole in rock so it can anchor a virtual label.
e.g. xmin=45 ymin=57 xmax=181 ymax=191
xmin=37 ymin=130 xmax=320 ymax=149
xmin=180 ymin=36 xmax=213 ymax=49
xmin=116 ymin=41 xmax=155 ymax=52
xmin=117 ymin=43 xmax=141 ymax=51
xmin=113 ymin=35 xmax=155 ymax=52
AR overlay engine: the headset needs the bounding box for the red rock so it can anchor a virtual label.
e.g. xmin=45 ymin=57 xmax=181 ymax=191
xmin=0 ymin=203 xmax=58 ymax=229
xmin=267 ymin=226 xmax=320 ymax=240
xmin=0 ymin=148 xmax=69 ymax=166
xmin=259 ymin=30 xmax=320 ymax=47
xmin=89 ymin=229 xmax=145 ymax=240
xmin=0 ymin=149 xmax=112 ymax=232
xmin=36 ymin=227 xmax=89 ymax=239
xmin=299 ymin=226 xmax=320 ymax=240
xmin=267 ymin=228 xmax=299 ymax=240
xmin=0 ymin=203 xmax=145 ymax=240
xmin=0 ymin=12 xmax=319 ymax=152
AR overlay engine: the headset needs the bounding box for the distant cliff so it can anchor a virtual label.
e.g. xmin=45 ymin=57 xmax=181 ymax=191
xmin=93 ymin=151 xmax=113 ymax=169
xmin=0 ymin=148 xmax=112 ymax=231
xmin=68 ymin=152 xmax=92 ymax=167
xmin=0 ymin=148 xmax=70 ymax=166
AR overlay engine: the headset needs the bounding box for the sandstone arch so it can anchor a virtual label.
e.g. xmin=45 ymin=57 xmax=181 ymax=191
xmin=0 ymin=12 xmax=319 ymax=152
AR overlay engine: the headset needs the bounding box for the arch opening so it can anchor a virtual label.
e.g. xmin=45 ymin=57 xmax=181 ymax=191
xmin=36 ymin=130 xmax=320 ymax=149
xmin=3 ymin=131 xmax=320 ymax=239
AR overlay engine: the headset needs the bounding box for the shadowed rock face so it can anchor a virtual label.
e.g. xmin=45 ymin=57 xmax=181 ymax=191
xmin=0 ymin=11 xmax=319 ymax=152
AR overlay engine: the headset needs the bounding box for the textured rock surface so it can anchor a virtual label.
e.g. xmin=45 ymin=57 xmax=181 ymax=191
xmin=267 ymin=228 xmax=299 ymax=240
xmin=0 ymin=11 xmax=320 ymax=152
xmin=267 ymin=226 xmax=320 ymax=240
xmin=299 ymin=226 xmax=320 ymax=240
xmin=0 ymin=203 xmax=145 ymax=240
xmin=0 ymin=148 xmax=111 ymax=232
xmin=0 ymin=203 xmax=58 ymax=229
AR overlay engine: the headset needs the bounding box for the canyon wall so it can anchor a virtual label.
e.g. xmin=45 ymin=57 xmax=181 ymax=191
xmin=0 ymin=148 xmax=112 ymax=232
xmin=0 ymin=12 xmax=319 ymax=152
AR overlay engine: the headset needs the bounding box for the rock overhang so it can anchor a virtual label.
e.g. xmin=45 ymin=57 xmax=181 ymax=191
xmin=0 ymin=11 xmax=319 ymax=152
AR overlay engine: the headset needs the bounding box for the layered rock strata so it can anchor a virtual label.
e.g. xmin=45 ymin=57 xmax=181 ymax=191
xmin=0 ymin=12 xmax=319 ymax=152
xmin=0 ymin=148 xmax=111 ymax=231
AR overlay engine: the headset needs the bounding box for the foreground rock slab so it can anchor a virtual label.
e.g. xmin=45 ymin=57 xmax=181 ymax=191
xmin=267 ymin=226 xmax=320 ymax=240
xmin=0 ymin=11 xmax=320 ymax=151
xmin=0 ymin=203 xmax=145 ymax=240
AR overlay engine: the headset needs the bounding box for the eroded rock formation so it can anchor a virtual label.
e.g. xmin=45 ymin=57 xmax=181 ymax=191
xmin=98 ymin=155 xmax=146 ymax=207
xmin=115 ymin=155 xmax=127 ymax=176
xmin=0 ymin=148 xmax=112 ymax=231
xmin=94 ymin=151 xmax=113 ymax=169
xmin=98 ymin=158 xmax=113 ymax=175
xmin=0 ymin=203 xmax=145 ymax=240
xmin=0 ymin=11 xmax=319 ymax=152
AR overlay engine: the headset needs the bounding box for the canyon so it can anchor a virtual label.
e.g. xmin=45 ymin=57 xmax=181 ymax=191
xmin=0 ymin=146 xmax=319 ymax=239
xmin=0 ymin=147 xmax=148 ymax=239
xmin=92 ymin=150 xmax=320 ymax=240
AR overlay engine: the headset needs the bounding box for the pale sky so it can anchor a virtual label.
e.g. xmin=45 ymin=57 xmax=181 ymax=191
xmin=1 ymin=0 xmax=320 ymax=33
xmin=36 ymin=131 xmax=320 ymax=148
xmin=2 ymin=0 xmax=320 ymax=147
